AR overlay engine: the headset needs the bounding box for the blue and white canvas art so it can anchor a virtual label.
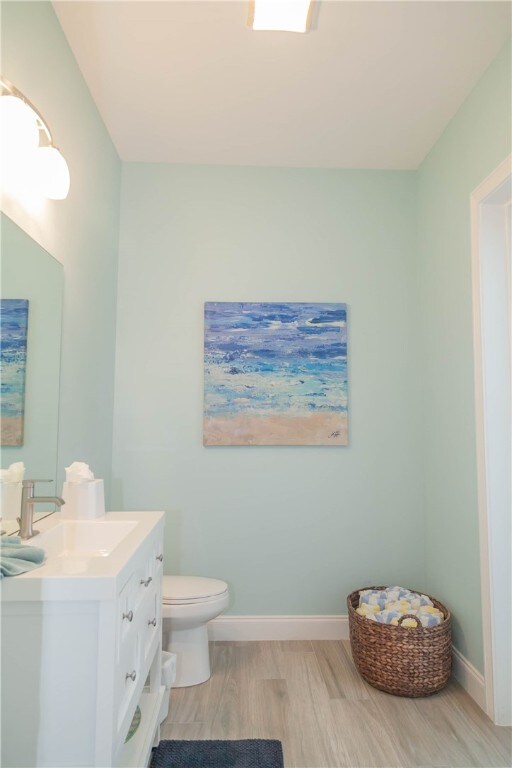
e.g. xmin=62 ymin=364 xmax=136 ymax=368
xmin=203 ymin=302 xmax=348 ymax=445
xmin=0 ymin=299 xmax=29 ymax=446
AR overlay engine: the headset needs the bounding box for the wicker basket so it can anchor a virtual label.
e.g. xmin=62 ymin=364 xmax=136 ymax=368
xmin=347 ymin=586 xmax=452 ymax=697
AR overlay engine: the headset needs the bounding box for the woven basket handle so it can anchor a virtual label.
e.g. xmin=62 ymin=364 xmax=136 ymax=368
xmin=397 ymin=613 xmax=421 ymax=628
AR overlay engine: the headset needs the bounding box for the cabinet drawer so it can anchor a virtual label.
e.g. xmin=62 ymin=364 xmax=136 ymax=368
xmin=117 ymin=566 xmax=147 ymax=647
xmin=118 ymin=568 xmax=160 ymax=654
xmin=137 ymin=564 xmax=154 ymax=601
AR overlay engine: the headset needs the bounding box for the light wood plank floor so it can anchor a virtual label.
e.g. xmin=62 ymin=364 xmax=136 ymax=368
xmin=161 ymin=640 xmax=512 ymax=767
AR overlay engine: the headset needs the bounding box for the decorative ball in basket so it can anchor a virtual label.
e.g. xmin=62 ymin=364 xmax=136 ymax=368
xmin=347 ymin=586 xmax=452 ymax=697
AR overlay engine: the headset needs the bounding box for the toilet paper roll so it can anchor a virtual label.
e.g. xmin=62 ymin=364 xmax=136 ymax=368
xmin=60 ymin=479 xmax=105 ymax=519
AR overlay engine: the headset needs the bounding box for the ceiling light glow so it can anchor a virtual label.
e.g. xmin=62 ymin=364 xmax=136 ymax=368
xmin=250 ymin=0 xmax=312 ymax=33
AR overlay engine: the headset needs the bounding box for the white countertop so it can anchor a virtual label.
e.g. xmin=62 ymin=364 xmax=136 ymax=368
xmin=1 ymin=511 xmax=165 ymax=602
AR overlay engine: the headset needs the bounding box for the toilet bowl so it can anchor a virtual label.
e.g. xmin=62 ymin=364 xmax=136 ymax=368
xmin=162 ymin=575 xmax=229 ymax=687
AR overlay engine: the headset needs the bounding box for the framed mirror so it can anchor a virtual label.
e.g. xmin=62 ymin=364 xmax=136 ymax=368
xmin=1 ymin=212 xmax=63 ymax=532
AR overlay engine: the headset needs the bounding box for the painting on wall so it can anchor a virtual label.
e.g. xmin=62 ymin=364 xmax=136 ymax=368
xmin=0 ymin=299 xmax=29 ymax=446
xmin=203 ymin=302 xmax=348 ymax=446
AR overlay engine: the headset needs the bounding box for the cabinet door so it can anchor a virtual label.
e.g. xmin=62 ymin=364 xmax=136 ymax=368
xmin=152 ymin=539 xmax=165 ymax=578
xmin=115 ymin=627 xmax=142 ymax=739
xmin=142 ymin=587 xmax=161 ymax=667
xmin=117 ymin=574 xmax=137 ymax=657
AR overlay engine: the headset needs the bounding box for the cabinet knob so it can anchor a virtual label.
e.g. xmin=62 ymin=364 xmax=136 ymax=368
xmin=140 ymin=576 xmax=153 ymax=587
xmin=148 ymin=617 xmax=157 ymax=627
xmin=125 ymin=670 xmax=136 ymax=682
xmin=122 ymin=610 xmax=133 ymax=622
xmin=156 ymin=554 xmax=163 ymax=562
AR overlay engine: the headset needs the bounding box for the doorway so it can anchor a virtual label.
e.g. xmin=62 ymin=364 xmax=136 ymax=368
xmin=471 ymin=156 xmax=511 ymax=726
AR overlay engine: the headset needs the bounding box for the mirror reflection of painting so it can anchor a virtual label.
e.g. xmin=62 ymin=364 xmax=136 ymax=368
xmin=0 ymin=299 xmax=29 ymax=447
xmin=1 ymin=212 xmax=64 ymax=525
xmin=204 ymin=302 xmax=348 ymax=446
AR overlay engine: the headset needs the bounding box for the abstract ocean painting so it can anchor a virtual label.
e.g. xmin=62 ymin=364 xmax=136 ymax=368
xmin=0 ymin=299 xmax=29 ymax=446
xmin=204 ymin=302 xmax=348 ymax=445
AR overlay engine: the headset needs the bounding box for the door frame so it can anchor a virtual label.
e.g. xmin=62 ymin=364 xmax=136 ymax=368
xmin=470 ymin=155 xmax=511 ymax=726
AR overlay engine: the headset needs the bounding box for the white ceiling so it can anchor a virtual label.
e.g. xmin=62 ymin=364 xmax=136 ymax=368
xmin=53 ymin=1 xmax=511 ymax=169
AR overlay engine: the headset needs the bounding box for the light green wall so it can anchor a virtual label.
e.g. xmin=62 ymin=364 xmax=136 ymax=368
xmin=113 ymin=165 xmax=423 ymax=614
xmin=0 ymin=2 xmax=121 ymax=500
xmin=417 ymin=39 xmax=511 ymax=671
xmin=115 ymin=38 xmax=511 ymax=652
xmin=2 ymin=0 xmax=509 ymax=667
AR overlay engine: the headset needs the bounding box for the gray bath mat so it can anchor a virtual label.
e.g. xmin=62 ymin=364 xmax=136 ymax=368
xmin=150 ymin=739 xmax=284 ymax=767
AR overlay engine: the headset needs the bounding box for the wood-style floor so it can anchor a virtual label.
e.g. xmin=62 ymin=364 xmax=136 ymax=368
xmin=161 ymin=640 xmax=512 ymax=768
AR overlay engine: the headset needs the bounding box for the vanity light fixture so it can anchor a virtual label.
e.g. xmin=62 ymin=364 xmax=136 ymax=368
xmin=0 ymin=76 xmax=70 ymax=200
xmin=248 ymin=0 xmax=313 ymax=33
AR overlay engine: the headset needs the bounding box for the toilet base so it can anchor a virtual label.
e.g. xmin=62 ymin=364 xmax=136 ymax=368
xmin=164 ymin=623 xmax=211 ymax=687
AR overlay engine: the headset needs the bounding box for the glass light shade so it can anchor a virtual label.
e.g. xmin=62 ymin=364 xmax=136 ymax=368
xmin=252 ymin=0 xmax=312 ymax=32
xmin=0 ymin=95 xmax=40 ymax=154
xmin=34 ymin=146 xmax=70 ymax=200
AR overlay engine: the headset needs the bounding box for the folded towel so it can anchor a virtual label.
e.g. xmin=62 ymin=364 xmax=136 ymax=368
xmin=359 ymin=590 xmax=388 ymax=610
xmin=0 ymin=536 xmax=46 ymax=579
xmin=387 ymin=586 xmax=414 ymax=599
xmin=398 ymin=617 xmax=420 ymax=628
xmin=360 ymin=589 xmax=388 ymax=600
xmin=418 ymin=613 xmax=442 ymax=628
xmin=1 ymin=535 xmax=26 ymax=548
xmin=374 ymin=609 xmax=403 ymax=625
xmin=357 ymin=586 xmax=444 ymax=628
xmin=385 ymin=599 xmax=416 ymax=614
xmin=416 ymin=605 xmax=444 ymax=627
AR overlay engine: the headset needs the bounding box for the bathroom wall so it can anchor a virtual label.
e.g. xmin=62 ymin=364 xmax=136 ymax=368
xmin=417 ymin=39 xmax=511 ymax=672
xmin=113 ymin=165 xmax=423 ymax=614
xmin=0 ymin=1 xmax=121 ymax=499
xmin=3 ymin=1 xmax=509 ymax=664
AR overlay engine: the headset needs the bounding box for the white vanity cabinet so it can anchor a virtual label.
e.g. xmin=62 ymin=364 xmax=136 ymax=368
xmin=1 ymin=511 xmax=166 ymax=768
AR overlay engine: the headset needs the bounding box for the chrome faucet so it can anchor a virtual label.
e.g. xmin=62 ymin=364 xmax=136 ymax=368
xmin=18 ymin=480 xmax=65 ymax=540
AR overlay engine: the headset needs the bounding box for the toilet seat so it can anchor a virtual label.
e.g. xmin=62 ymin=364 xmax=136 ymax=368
xmin=162 ymin=575 xmax=228 ymax=605
xmin=162 ymin=575 xmax=230 ymax=686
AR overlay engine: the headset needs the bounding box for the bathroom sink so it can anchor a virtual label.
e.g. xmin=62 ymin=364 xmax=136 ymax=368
xmin=32 ymin=520 xmax=138 ymax=558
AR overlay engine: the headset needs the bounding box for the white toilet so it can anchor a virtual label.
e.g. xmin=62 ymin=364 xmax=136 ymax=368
xmin=162 ymin=575 xmax=229 ymax=687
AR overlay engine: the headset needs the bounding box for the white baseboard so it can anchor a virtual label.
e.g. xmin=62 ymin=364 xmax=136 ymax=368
xmin=208 ymin=614 xmax=349 ymax=642
xmin=452 ymin=646 xmax=487 ymax=713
